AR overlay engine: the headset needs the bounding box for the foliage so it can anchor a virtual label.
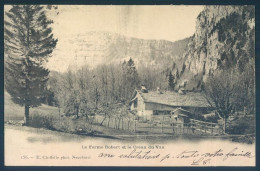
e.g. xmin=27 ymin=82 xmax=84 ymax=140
xmin=202 ymin=8 xmax=255 ymax=130
xmin=203 ymin=69 xmax=239 ymax=133
xmin=30 ymin=112 xmax=93 ymax=134
xmin=233 ymin=58 xmax=255 ymax=113
xmin=138 ymin=65 xmax=169 ymax=91
xmin=4 ymin=5 xmax=57 ymax=124
xmin=226 ymin=116 xmax=255 ymax=135
xmin=168 ymin=71 xmax=175 ymax=91
xmin=41 ymin=89 xmax=56 ymax=106
xmin=215 ymin=8 xmax=255 ymax=71
xmin=175 ymin=68 xmax=180 ymax=79
xmin=29 ymin=112 xmax=55 ymax=130
xmin=231 ymin=135 xmax=255 ymax=144
xmin=48 ymin=58 xmax=140 ymax=119
xmin=122 ymin=58 xmax=140 ymax=99
xmin=204 ymin=69 xmax=237 ymax=118
xmin=204 ymin=60 xmax=255 ymax=133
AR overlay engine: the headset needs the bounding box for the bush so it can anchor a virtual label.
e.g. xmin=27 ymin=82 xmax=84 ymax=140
xmin=232 ymin=135 xmax=255 ymax=144
xmin=226 ymin=116 xmax=255 ymax=135
xmin=29 ymin=112 xmax=93 ymax=134
xmin=74 ymin=121 xmax=93 ymax=134
xmin=53 ymin=118 xmax=75 ymax=133
xmin=29 ymin=112 xmax=55 ymax=130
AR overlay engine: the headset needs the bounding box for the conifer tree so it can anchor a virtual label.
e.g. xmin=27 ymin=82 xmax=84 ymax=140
xmin=168 ymin=71 xmax=175 ymax=91
xmin=176 ymin=68 xmax=180 ymax=79
xmin=4 ymin=5 xmax=57 ymax=125
xmin=122 ymin=58 xmax=139 ymax=99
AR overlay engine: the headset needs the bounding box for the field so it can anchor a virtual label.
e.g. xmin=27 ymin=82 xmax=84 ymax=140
xmin=4 ymin=91 xmax=136 ymax=137
xmin=4 ymin=91 xmax=255 ymax=144
xmin=4 ymin=91 xmax=221 ymax=139
xmin=4 ymin=92 xmax=60 ymax=122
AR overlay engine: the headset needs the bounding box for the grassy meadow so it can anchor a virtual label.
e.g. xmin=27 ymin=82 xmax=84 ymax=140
xmin=4 ymin=91 xmax=60 ymax=122
xmin=4 ymin=91 xmax=136 ymax=137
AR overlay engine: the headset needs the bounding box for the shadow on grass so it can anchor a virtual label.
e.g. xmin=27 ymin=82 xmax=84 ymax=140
xmin=26 ymin=133 xmax=122 ymax=144
xmin=79 ymin=132 xmax=123 ymax=140
xmin=25 ymin=128 xmax=123 ymax=144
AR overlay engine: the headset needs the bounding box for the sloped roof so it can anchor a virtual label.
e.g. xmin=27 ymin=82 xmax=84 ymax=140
xmin=135 ymin=90 xmax=211 ymax=108
xmin=172 ymin=107 xmax=192 ymax=114
xmin=172 ymin=108 xmax=189 ymax=117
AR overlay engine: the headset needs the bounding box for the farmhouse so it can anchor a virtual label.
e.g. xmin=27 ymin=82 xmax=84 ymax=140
xmin=129 ymin=87 xmax=212 ymax=121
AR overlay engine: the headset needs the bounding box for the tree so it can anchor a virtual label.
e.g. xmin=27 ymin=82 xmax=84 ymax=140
xmin=203 ymin=69 xmax=239 ymax=133
xmin=4 ymin=5 xmax=57 ymax=125
xmin=122 ymin=58 xmax=139 ymax=100
xmin=234 ymin=58 xmax=255 ymax=114
xmin=168 ymin=71 xmax=175 ymax=91
xmin=175 ymin=68 xmax=180 ymax=79
xmin=46 ymin=71 xmax=64 ymax=118
xmin=180 ymin=63 xmax=186 ymax=76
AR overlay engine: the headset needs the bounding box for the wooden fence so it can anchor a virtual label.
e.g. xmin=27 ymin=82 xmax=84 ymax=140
xmin=147 ymin=116 xmax=223 ymax=135
xmin=189 ymin=119 xmax=223 ymax=135
xmin=93 ymin=114 xmax=223 ymax=135
xmin=94 ymin=115 xmax=137 ymax=132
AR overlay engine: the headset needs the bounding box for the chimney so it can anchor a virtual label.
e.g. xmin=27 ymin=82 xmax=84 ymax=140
xmin=141 ymin=85 xmax=148 ymax=93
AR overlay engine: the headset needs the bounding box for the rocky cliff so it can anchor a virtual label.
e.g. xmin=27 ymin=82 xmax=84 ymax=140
xmin=175 ymin=5 xmax=255 ymax=90
xmin=58 ymin=31 xmax=190 ymax=70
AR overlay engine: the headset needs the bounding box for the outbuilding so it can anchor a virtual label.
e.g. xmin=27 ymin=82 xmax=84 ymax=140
xmin=129 ymin=87 xmax=212 ymax=121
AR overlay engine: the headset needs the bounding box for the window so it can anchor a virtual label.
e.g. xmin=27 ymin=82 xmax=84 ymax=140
xmin=153 ymin=110 xmax=159 ymax=115
xmin=134 ymin=99 xmax=138 ymax=108
xmin=153 ymin=110 xmax=171 ymax=115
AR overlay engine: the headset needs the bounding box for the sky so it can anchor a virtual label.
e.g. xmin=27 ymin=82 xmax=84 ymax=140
xmin=51 ymin=5 xmax=204 ymax=42
xmin=5 ymin=5 xmax=204 ymax=72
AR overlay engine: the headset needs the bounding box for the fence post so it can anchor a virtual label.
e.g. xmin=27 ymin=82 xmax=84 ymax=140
xmin=107 ymin=116 xmax=110 ymax=128
xmin=161 ymin=116 xmax=164 ymax=133
xmin=182 ymin=123 xmax=184 ymax=134
xmin=150 ymin=120 xmax=152 ymax=131
xmin=172 ymin=123 xmax=174 ymax=134
xmin=211 ymin=123 xmax=213 ymax=135
xmin=204 ymin=123 xmax=207 ymax=133
xmin=118 ymin=117 xmax=120 ymax=129
xmin=122 ymin=118 xmax=124 ymax=130
xmin=134 ymin=120 xmax=136 ymax=133
xmin=190 ymin=120 xmax=193 ymax=134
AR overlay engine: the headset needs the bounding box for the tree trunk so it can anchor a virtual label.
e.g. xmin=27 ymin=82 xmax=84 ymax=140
xmin=100 ymin=113 xmax=107 ymax=126
xmin=24 ymin=105 xmax=30 ymax=125
xmin=223 ymin=118 xmax=226 ymax=134
xmin=75 ymin=106 xmax=79 ymax=119
xmin=86 ymin=113 xmax=89 ymax=122
xmin=58 ymin=106 xmax=61 ymax=120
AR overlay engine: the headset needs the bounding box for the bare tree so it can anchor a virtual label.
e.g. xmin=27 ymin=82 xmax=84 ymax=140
xmin=203 ymin=69 xmax=239 ymax=133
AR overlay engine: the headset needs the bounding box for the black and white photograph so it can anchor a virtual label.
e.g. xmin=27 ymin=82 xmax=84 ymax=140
xmin=4 ymin=5 xmax=255 ymax=166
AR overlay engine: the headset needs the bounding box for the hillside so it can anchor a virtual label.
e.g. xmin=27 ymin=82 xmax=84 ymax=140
xmin=4 ymin=91 xmax=59 ymax=122
xmin=170 ymin=6 xmax=255 ymax=90
xmin=54 ymin=31 xmax=191 ymax=70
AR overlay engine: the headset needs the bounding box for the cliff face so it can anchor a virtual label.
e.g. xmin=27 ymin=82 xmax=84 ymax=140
xmin=56 ymin=31 xmax=190 ymax=70
xmin=52 ymin=5 xmax=255 ymax=92
xmin=178 ymin=5 xmax=255 ymax=89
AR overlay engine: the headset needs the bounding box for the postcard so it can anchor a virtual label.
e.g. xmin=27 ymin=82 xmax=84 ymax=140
xmin=4 ymin=5 xmax=255 ymax=166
